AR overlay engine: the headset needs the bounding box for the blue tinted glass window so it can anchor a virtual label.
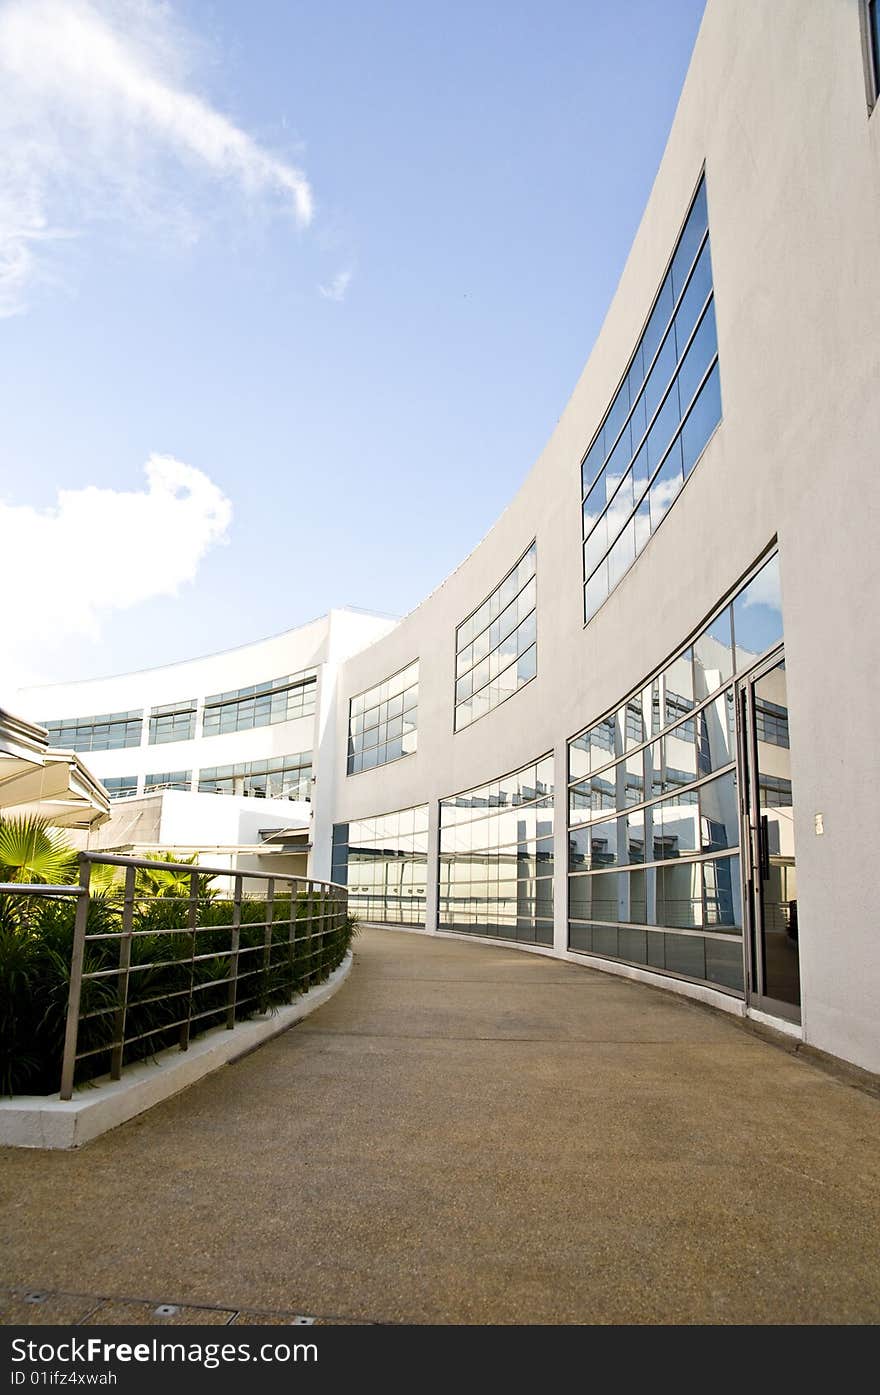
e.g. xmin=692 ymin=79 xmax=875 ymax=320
xmin=676 ymin=301 xmax=717 ymax=412
xmin=641 ymin=272 xmax=674 ymax=368
xmin=454 ymin=545 xmax=537 ymax=730
xmin=674 ymin=240 xmax=713 ymax=355
xmin=347 ymin=663 xmax=419 ymax=773
xmin=670 ymin=180 xmax=708 ymax=297
xmin=733 ymin=556 xmax=783 ymax=670
xmin=580 ymin=177 xmax=720 ymax=625
xmin=681 ymin=362 xmax=721 ymax=476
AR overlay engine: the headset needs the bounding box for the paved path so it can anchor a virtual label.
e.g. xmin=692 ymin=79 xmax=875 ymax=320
xmin=3 ymin=927 xmax=880 ymax=1325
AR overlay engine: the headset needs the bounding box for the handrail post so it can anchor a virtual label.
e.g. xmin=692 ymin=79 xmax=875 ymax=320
xmin=312 ymin=883 xmax=322 ymax=987
xmin=110 ymin=863 xmax=136 ymax=1080
xmin=286 ymin=878 xmax=297 ymax=1002
xmin=59 ymin=856 xmax=91 ymax=1100
xmin=226 ymin=874 xmax=242 ymax=1029
xmin=260 ymin=878 xmax=275 ymax=1014
xmin=180 ymin=870 xmax=198 ymax=1051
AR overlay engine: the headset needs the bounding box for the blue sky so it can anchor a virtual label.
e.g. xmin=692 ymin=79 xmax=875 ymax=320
xmin=0 ymin=0 xmax=706 ymax=693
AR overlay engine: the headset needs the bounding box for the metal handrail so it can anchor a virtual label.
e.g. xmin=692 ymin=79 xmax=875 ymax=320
xmin=0 ymin=883 xmax=84 ymax=897
xmin=1 ymin=852 xmax=349 ymax=1100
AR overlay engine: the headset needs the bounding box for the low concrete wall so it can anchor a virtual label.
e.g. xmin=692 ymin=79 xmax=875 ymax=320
xmin=0 ymin=952 xmax=352 ymax=1151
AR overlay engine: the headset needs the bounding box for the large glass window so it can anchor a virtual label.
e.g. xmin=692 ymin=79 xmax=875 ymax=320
xmin=568 ymin=552 xmax=782 ymax=994
xmin=103 ymin=776 xmax=139 ymax=799
xmin=331 ymin=806 xmax=428 ymax=925
xmin=439 ymin=755 xmax=554 ymax=945
xmin=581 ymin=177 xmax=721 ymax=623
xmin=198 ymin=754 xmax=312 ymax=801
xmin=144 ymin=770 xmax=192 ymax=793
xmin=202 ymin=671 xmax=317 ymax=736
xmin=43 ymin=710 xmax=143 ymax=753
xmin=454 ymin=543 xmax=537 ymax=731
xmin=148 ymin=700 xmax=196 ymax=746
xmin=347 ymin=662 xmax=418 ymax=775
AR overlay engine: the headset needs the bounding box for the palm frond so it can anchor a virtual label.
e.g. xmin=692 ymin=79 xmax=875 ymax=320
xmin=0 ymin=815 xmax=77 ymax=885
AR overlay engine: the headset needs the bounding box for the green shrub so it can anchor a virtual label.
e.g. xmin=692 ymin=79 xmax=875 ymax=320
xmin=0 ymin=856 xmax=356 ymax=1097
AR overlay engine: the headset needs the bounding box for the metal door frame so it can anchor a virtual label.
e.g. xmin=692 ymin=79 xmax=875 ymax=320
xmin=737 ymin=644 xmax=802 ymax=1025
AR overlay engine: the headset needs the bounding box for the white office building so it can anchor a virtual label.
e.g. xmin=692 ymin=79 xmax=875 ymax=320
xmin=18 ymin=1 xmax=880 ymax=1075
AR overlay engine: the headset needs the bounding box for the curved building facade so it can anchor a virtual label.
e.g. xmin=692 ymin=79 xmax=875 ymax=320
xmin=19 ymin=0 xmax=880 ymax=1075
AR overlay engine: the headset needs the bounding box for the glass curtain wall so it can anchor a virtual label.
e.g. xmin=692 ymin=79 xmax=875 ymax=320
xmin=103 ymin=776 xmax=139 ymax=799
xmin=148 ymin=701 xmax=196 ymax=745
xmin=144 ymin=771 xmax=192 ymax=793
xmin=332 ymin=806 xmax=429 ymax=924
xmin=568 ymin=553 xmax=783 ymax=992
xmin=439 ymin=755 xmax=554 ymax=944
xmin=202 ymin=672 xmax=317 ymax=735
xmin=43 ymin=711 xmax=143 ymax=752
xmin=581 ymin=176 xmax=721 ymax=623
xmin=198 ymin=755 xmax=312 ymax=800
xmin=347 ymin=663 xmax=418 ymax=774
xmin=454 ymin=544 xmax=537 ymax=731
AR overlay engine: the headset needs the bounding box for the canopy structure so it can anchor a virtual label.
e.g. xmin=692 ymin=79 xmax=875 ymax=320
xmin=258 ymin=826 xmax=312 ymax=854
xmin=0 ymin=707 xmax=110 ymax=831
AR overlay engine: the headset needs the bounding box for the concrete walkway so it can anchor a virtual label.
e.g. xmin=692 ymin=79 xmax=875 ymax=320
xmin=2 ymin=927 xmax=880 ymax=1325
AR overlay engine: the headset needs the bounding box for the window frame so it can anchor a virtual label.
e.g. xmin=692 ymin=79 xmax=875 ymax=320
xmin=861 ymin=0 xmax=880 ymax=113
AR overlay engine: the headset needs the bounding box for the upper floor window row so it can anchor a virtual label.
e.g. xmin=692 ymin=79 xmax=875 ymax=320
xmin=144 ymin=770 xmax=192 ymax=793
xmin=148 ymin=700 xmax=197 ymax=746
xmin=202 ymin=671 xmax=317 ymax=736
xmin=454 ymin=542 xmax=537 ymax=732
xmin=103 ymin=776 xmax=139 ymax=798
xmin=347 ymin=661 xmax=419 ymax=775
xmin=42 ymin=670 xmax=319 ymax=753
xmin=43 ymin=710 xmax=143 ymax=753
xmin=581 ymin=176 xmax=721 ymax=625
xmin=199 ymin=753 xmax=312 ymax=801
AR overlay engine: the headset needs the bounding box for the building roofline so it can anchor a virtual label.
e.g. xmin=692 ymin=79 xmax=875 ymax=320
xmin=18 ymin=606 xmax=399 ymax=696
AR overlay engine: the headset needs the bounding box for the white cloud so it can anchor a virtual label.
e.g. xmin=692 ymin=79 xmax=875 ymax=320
xmin=0 ymin=0 xmax=314 ymax=315
xmin=318 ymin=267 xmax=353 ymax=302
xmin=741 ymin=557 xmax=781 ymax=610
xmin=0 ymin=455 xmax=232 ymax=695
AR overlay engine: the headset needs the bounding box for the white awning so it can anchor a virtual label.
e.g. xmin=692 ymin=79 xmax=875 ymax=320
xmin=0 ymin=708 xmax=111 ymax=830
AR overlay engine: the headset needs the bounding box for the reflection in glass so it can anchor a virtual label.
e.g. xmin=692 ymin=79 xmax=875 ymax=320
xmin=581 ymin=177 xmax=720 ymax=624
xmin=653 ymin=793 xmax=699 ymax=860
xmin=703 ymin=855 xmax=742 ymax=929
xmin=751 ymin=659 xmax=799 ymax=1007
xmin=331 ymin=805 xmax=429 ymax=926
xmin=694 ymin=608 xmax=733 ymax=699
xmin=567 ymin=558 xmax=789 ymax=997
xmin=455 ymin=544 xmax=538 ymax=730
xmin=700 ymin=772 xmax=739 ymax=852
xmin=440 ymin=756 xmax=554 ymax=946
xmin=347 ymin=663 xmax=419 ymax=775
xmin=734 ymin=555 xmax=783 ymax=671
xmin=629 ymin=867 xmax=648 ymax=923
xmin=656 ymin=863 xmax=702 ymax=928
xmin=681 ymin=363 xmax=722 ymax=476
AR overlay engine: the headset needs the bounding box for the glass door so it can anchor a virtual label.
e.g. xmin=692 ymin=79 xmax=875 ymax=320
xmin=740 ymin=652 xmax=801 ymax=1021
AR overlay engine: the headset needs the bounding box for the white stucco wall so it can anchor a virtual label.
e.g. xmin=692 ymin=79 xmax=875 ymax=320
xmin=319 ymin=0 xmax=880 ymax=1073
xmin=16 ymin=608 xmax=397 ymax=794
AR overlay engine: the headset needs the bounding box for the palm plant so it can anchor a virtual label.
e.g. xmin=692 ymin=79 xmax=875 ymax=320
xmin=134 ymin=852 xmax=214 ymax=900
xmin=0 ymin=815 xmax=77 ymax=885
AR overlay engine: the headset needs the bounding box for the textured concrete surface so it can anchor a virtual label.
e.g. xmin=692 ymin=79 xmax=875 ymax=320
xmin=2 ymin=927 xmax=879 ymax=1325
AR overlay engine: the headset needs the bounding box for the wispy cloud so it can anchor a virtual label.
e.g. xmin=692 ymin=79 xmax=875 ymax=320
xmin=0 ymin=0 xmax=314 ymax=315
xmin=318 ymin=267 xmax=353 ymax=302
xmin=0 ymin=455 xmax=232 ymax=695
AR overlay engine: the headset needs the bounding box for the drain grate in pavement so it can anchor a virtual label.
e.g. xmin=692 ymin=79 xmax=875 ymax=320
xmin=1 ymin=1286 xmax=373 ymax=1327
